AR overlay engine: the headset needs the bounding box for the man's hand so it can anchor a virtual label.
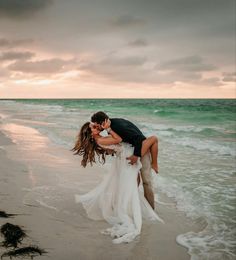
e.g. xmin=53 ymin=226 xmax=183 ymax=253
xmin=126 ymin=155 xmax=138 ymax=165
xmin=101 ymin=119 xmax=111 ymax=129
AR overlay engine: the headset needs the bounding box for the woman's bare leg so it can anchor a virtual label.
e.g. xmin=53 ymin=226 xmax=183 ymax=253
xmin=141 ymin=136 xmax=159 ymax=173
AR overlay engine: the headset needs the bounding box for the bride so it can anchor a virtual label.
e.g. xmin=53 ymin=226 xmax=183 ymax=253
xmin=72 ymin=121 xmax=164 ymax=244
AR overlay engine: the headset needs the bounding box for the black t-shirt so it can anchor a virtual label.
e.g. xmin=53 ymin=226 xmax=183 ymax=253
xmin=110 ymin=118 xmax=146 ymax=157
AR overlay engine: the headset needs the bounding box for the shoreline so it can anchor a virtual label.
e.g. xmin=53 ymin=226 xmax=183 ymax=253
xmin=0 ymin=118 xmax=204 ymax=260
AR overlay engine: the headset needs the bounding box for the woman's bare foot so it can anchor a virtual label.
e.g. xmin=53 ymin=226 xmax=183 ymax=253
xmin=151 ymin=163 xmax=158 ymax=174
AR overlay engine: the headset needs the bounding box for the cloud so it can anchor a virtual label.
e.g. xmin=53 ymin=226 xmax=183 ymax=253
xmin=157 ymin=70 xmax=223 ymax=87
xmin=79 ymin=53 xmax=151 ymax=82
xmin=7 ymin=58 xmax=75 ymax=74
xmin=80 ymin=54 xmax=147 ymax=70
xmin=0 ymin=0 xmax=53 ymax=19
xmin=155 ymin=55 xmax=222 ymax=86
xmin=0 ymin=38 xmax=34 ymax=48
xmin=101 ymin=55 xmax=147 ymax=67
xmin=0 ymin=51 xmax=35 ymax=61
xmin=79 ymin=53 xmax=156 ymax=83
xmin=78 ymin=52 xmax=223 ymax=87
xmin=198 ymin=77 xmax=223 ymax=86
xmin=0 ymin=67 xmax=10 ymax=82
xmin=0 ymin=0 xmax=233 ymax=96
xmin=222 ymin=72 xmax=236 ymax=82
xmin=109 ymin=14 xmax=146 ymax=28
xmin=127 ymin=38 xmax=148 ymax=47
xmin=157 ymin=55 xmax=217 ymax=72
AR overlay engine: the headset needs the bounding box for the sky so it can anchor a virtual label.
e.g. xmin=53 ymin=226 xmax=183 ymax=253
xmin=0 ymin=0 xmax=235 ymax=98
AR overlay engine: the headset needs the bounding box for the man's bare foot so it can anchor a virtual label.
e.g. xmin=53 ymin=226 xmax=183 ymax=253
xmin=152 ymin=163 xmax=158 ymax=174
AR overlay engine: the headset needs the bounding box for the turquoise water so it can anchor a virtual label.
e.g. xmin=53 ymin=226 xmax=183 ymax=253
xmin=12 ymin=98 xmax=236 ymax=121
xmin=13 ymin=99 xmax=236 ymax=146
xmin=0 ymin=99 xmax=235 ymax=260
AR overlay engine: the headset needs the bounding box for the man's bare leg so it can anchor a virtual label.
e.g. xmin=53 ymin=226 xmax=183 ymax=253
xmin=140 ymin=152 xmax=155 ymax=209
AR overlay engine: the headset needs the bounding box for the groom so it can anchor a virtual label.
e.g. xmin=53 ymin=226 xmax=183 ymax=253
xmin=90 ymin=111 xmax=156 ymax=209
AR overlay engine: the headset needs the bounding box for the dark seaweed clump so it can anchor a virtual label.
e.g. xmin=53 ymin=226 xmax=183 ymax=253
xmin=0 ymin=211 xmax=16 ymax=219
xmin=1 ymin=246 xmax=47 ymax=259
xmin=0 ymin=223 xmax=27 ymax=248
xmin=0 ymin=211 xmax=47 ymax=259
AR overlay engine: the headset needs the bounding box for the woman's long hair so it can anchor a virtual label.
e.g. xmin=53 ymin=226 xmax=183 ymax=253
xmin=71 ymin=122 xmax=114 ymax=167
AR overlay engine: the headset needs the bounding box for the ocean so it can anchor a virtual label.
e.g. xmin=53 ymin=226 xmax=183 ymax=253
xmin=0 ymin=99 xmax=235 ymax=260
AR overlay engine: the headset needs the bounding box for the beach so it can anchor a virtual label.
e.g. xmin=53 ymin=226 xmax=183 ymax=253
xmin=0 ymin=99 xmax=235 ymax=260
xmin=0 ymin=119 xmax=203 ymax=260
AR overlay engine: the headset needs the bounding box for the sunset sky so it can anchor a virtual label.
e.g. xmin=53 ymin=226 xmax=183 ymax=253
xmin=0 ymin=0 xmax=235 ymax=98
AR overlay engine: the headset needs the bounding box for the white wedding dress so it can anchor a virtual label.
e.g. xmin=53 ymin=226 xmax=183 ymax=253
xmin=75 ymin=142 xmax=164 ymax=244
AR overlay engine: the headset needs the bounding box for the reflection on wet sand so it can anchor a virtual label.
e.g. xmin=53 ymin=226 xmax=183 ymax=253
xmin=0 ymin=123 xmax=70 ymax=165
xmin=0 ymin=122 xmax=72 ymax=189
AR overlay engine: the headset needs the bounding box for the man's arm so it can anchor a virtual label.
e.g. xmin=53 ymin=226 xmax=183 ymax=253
xmin=126 ymin=136 xmax=145 ymax=165
xmin=126 ymin=155 xmax=138 ymax=165
xmin=133 ymin=136 xmax=145 ymax=157
xmin=133 ymin=143 xmax=142 ymax=157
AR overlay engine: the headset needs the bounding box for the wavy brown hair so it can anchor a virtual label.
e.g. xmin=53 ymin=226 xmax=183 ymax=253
xmin=71 ymin=122 xmax=114 ymax=167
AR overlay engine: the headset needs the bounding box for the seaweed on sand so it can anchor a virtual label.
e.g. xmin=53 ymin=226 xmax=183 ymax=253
xmin=0 ymin=211 xmax=16 ymax=218
xmin=1 ymin=246 xmax=47 ymax=259
xmin=0 ymin=223 xmax=27 ymax=248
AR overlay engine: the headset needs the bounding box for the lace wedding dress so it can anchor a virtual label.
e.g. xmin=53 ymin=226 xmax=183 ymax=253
xmin=75 ymin=142 xmax=164 ymax=244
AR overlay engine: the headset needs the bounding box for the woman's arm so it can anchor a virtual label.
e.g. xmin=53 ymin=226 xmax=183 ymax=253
xmin=96 ymin=129 xmax=122 ymax=145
